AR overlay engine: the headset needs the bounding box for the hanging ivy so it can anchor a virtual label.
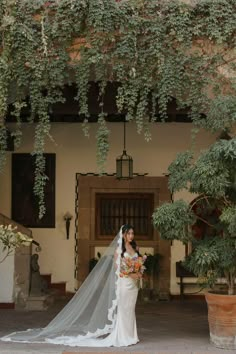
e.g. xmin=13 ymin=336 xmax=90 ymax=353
xmin=0 ymin=0 xmax=235 ymax=218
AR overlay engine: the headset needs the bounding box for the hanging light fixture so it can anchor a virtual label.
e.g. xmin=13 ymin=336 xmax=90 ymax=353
xmin=116 ymin=120 xmax=133 ymax=179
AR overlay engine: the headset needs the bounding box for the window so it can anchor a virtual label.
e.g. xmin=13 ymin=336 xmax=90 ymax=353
xmin=96 ymin=193 xmax=154 ymax=239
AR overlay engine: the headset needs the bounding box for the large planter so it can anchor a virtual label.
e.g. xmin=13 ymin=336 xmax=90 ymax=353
xmin=205 ymin=292 xmax=236 ymax=350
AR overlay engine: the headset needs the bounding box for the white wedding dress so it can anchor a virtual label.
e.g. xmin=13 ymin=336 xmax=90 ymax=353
xmin=109 ymin=252 xmax=139 ymax=347
xmin=1 ymin=229 xmax=139 ymax=347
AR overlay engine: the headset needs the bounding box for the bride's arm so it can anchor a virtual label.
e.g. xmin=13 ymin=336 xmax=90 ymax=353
xmin=114 ymin=247 xmax=120 ymax=269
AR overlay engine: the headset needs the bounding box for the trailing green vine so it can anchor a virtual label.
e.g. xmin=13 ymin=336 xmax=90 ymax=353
xmin=0 ymin=0 xmax=235 ymax=218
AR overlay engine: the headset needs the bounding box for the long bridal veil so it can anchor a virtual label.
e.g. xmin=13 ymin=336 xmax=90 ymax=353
xmin=1 ymin=227 xmax=122 ymax=345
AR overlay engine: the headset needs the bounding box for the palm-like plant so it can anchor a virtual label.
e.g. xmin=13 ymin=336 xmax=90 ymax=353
xmin=152 ymin=133 xmax=236 ymax=295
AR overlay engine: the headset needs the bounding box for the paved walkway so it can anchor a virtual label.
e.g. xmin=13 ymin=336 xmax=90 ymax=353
xmin=0 ymin=298 xmax=234 ymax=354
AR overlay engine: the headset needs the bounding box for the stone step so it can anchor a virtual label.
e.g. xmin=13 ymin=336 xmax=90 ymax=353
xmin=25 ymin=293 xmax=54 ymax=311
xmin=41 ymin=274 xmax=66 ymax=295
xmin=49 ymin=281 xmax=66 ymax=295
xmin=41 ymin=273 xmax=52 ymax=287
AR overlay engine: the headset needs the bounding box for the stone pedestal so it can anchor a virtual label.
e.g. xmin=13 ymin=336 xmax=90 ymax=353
xmin=25 ymin=294 xmax=54 ymax=311
xmin=14 ymin=246 xmax=54 ymax=311
xmin=14 ymin=244 xmax=31 ymax=309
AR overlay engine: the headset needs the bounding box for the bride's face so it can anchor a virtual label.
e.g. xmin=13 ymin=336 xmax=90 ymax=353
xmin=124 ymin=228 xmax=134 ymax=243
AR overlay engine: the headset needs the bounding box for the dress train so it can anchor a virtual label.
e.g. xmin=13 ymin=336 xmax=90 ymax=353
xmin=45 ymin=276 xmax=139 ymax=347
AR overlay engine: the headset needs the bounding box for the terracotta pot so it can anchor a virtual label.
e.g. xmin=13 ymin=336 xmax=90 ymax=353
xmin=205 ymin=292 xmax=236 ymax=349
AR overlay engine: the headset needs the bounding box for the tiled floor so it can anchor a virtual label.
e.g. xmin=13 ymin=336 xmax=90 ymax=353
xmin=0 ymin=298 xmax=234 ymax=354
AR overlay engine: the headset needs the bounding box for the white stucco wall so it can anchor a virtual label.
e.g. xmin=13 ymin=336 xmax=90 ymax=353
xmin=0 ymin=122 xmax=215 ymax=297
xmin=0 ymin=250 xmax=15 ymax=302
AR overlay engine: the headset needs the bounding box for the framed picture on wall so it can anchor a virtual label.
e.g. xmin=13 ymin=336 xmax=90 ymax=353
xmin=12 ymin=153 xmax=56 ymax=228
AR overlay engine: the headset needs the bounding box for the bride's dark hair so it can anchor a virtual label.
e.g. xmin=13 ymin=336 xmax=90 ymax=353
xmin=121 ymin=224 xmax=139 ymax=257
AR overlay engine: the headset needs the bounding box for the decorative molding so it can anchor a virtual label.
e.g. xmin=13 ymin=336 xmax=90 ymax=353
xmin=74 ymin=174 xmax=79 ymax=290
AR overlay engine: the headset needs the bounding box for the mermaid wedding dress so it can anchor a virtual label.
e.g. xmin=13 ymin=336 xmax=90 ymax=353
xmin=1 ymin=228 xmax=139 ymax=347
xmin=109 ymin=252 xmax=139 ymax=347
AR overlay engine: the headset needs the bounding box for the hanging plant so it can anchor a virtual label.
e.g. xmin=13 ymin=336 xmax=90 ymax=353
xmin=0 ymin=0 xmax=235 ymax=218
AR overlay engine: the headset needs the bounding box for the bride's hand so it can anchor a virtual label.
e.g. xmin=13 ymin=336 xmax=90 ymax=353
xmin=129 ymin=273 xmax=142 ymax=280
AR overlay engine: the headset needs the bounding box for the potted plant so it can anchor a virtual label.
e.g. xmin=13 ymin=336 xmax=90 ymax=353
xmin=141 ymin=253 xmax=161 ymax=302
xmin=89 ymin=252 xmax=101 ymax=273
xmin=152 ymin=132 xmax=236 ymax=349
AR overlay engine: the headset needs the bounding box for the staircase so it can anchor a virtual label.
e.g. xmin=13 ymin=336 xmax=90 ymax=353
xmin=24 ymin=275 xmax=73 ymax=310
xmin=41 ymin=274 xmax=67 ymax=296
xmin=24 ymin=293 xmax=54 ymax=311
xmin=0 ymin=214 xmax=72 ymax=309
xmin=24 ymin=275 xmax=71 ymax=311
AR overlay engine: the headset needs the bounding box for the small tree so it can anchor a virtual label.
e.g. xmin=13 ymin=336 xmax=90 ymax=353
xmin=0 ymin=224 xmax=33 ymax=264
xmin=152 ymin=133 xmax=236 ymax=295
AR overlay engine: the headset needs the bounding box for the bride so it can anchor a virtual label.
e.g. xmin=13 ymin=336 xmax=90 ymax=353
xmin=1 ymin=224 xmax=143 ymax=347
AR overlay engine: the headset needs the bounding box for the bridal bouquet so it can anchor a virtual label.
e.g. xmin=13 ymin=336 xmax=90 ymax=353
xmin=120 ymin=255 xmax=147 ymax=288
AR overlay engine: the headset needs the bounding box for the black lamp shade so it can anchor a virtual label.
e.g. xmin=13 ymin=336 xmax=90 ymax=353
xmin=116 ymin=150 xmax=133 ymax=179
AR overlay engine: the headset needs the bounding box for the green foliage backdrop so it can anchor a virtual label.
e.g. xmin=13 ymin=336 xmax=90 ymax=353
xmin=0 ymin=0 xmax=235 ymax=217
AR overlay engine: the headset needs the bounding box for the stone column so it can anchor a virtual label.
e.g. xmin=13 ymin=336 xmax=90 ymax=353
xmin=14 ymin=244 xmax=31 ymax=309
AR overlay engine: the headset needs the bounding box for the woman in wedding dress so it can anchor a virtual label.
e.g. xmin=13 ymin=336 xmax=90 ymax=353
xmin=1 ymin=224 xmax=142 ymax=347
xmin=107 ymin=224 xmax=141 ymax=346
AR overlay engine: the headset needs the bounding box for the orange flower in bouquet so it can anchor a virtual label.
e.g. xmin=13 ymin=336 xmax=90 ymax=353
xmin=120 ymin=255 xmax=147 ymax=279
